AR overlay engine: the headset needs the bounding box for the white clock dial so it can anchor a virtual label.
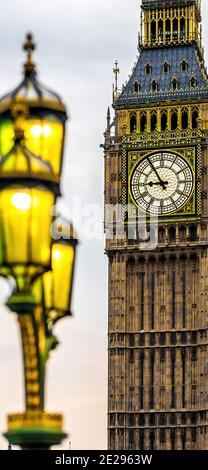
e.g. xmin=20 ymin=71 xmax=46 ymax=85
xmin=130 ymin=152 xmax=193 ymax=215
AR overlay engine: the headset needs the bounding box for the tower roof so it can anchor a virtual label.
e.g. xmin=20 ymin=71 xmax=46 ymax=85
xmin=115 ymin=45 xmax=208 ymax=107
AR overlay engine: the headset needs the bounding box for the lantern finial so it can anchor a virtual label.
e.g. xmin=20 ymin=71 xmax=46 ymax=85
xmin=23 ymin=32 xmax=36 ymax=73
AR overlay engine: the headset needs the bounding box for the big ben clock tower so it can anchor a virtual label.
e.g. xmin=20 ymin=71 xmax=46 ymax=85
xmin=104 ymin=0 xmax=208 ymax=450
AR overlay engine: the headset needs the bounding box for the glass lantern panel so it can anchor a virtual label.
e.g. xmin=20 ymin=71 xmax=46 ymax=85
xmin=30 ymin=188 xmax=55 ymax=266
xmin=24 ymin=116 xmax=64 ymax=176
xmin=0 ymin=188 xmax=31 ymax=264
xmin=43 ymin=242 xmax=74 ymax=312
xmin=52 ymin=243 xmax=74 ymax=311
xmin=0 ymin=145 xmax=56 ymax=177
xmin=0 ymin=186 xmax=55 ymax=267
xmin=0 ymin=146 xmax=30 ymax=174
xmin=0 ymin=119 xmax=15 ymax=156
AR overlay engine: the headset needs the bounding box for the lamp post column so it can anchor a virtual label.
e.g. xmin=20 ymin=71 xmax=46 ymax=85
xmin=4 ymin=294 xmax=66 ymax=450
xmin=0 ymin=34 xmax=77 ymax=451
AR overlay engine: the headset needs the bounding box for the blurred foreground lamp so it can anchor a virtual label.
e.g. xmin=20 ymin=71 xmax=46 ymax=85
xmin=0 ymin=184 xmax=55 ymax=291
xmin=0 ymin=34 xmax=78 ymax=450
xmin=33 ymin=218 xmax=78 ymax=324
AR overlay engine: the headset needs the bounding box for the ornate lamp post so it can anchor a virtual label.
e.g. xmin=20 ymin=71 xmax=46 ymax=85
xmin=0 ymin=34 xmax=78 ymax=450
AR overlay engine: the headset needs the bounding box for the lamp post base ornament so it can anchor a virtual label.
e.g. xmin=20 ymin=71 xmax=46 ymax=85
xmin=5 ymin=412 xmax=67 ymax=450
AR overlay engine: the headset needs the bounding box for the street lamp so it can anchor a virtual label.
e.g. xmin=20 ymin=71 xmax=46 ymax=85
xmin=0 ymin=33 xmax=78 ymax=450
xmin=0 ymin=184 xmax=55 ymax=290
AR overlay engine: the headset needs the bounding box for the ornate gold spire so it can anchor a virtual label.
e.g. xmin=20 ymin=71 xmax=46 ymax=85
xmin=113 ymin=61 xmax=120 ymax=93
xmin=113 ymin=61 xmax=120 ymax=103
xmin=23 ymin=33 xmax=36 ymax=73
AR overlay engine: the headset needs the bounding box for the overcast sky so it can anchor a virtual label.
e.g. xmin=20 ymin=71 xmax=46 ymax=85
xmin=0 ymin=0 xmax=208 ymax=450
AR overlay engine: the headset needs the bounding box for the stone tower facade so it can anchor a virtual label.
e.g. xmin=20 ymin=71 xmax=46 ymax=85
xmin=104 ymin=0 xmax=208 ymax=450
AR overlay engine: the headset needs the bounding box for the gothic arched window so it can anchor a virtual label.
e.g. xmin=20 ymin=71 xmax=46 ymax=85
xmin=169 ymin=226 xmax=176 ymax=242
xmin=172 ymin=78 xmax=179 ymax=90
xmin=171 ymin=110 xmax=178 ymax=130
xmin=181 ymin=60 xmax=188 ymax=72
xmin=158 ymin=20 xmax=163 ymax=41
xmin=189 ymin=225 xmax=197 ymax=242
xmin=150 ymin=112 xmax=157 ymax=132
xmin=166 ymin=19 xmax=171 ymax=40
xmin=140 ymin=112 xmax=147 ymax=132
xmin=163 ymin=61 xmax=170 ymax=74
xmin=173 ymin=18 xmax=178 ymax=39
xmin=151 ymin=20 xmax=156 ymax=41
xmin=152 ymin=80 xmax=158 ymax=92
xmin=133 ymin=82 xmax=140 ymax=93
xmin=145 ymin=63 xmax=152 ymax=75
xmin=130 ymin=113 xmax=137 ymax=133
xmin=190 ymin=77 xmax=197 ymax=89
xmin=181 ymin=109 xmax=189 ymax=129
xmin=158 ymin=227 xmax=165 ymax=243
xmin=179 ymin=226 xmax=186 ymax=242
xmin=192 ymin=109 xmax=199 ymax=129
xmin=161 ymin=111 xmax=168 ymax=131
xmin=180 ymin=18 xmax=185 ymax=39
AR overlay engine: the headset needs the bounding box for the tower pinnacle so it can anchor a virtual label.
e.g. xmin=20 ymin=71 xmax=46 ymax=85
xmin=113 ymin=61 xmax=120 ymax=103
xmin=107 ymin=107 xmax=111 ymax=131
xmin=113 ymin=61 xmax=120 ymax=94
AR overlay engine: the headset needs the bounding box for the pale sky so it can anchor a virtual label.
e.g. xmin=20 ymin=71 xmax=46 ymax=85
xmin=0 ymin=0 xmax=208 ymax=450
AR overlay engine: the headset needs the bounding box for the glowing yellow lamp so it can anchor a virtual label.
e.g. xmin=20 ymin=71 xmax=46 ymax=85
xmin=0 ymin=114 xmax=66 ymax=186
xmin=24 ymin=116 xmax=65 ymax=178
xmin=32 ymin=221 xmax=78 ymax=323
xmin=0 ymin=185 xmax=55 ymax=287
xmin=44 ymin=240 xmax=76 ymax=317
xmin=0 ymin=118 xmax=14 ymax=156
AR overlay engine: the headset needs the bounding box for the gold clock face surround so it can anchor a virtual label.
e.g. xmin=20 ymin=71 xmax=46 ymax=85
xmin=130 ymin=152 xmax=194 ymax=215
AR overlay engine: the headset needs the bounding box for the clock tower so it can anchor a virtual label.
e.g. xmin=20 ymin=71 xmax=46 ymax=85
xmin=104 ymin=0 xmax=208 ymax=450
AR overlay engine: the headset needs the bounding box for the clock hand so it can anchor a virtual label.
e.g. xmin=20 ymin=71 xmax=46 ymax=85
xmin=148 ymin=181 xmax=168 ymax=188
xmin=147 ymin=157 xmax=167 ymax=188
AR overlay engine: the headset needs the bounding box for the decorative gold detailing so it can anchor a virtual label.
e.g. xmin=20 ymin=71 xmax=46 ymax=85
xmin=11 ymin=99 xmax=28 ymax=142
xmin=119 ymin=111 xmax=128 ymax=129
xmin=118 ymin=105 xmax=201 ymax=137
xmin=139 ymin=3 xmax=202 ymax=51
xmin=18 ymin=315 xmax=41 ymax=411
xmin=7 ymin=411 xmax=63 ymax=431
xmin=126 ymin=127 xmax=201 ymax=145
xmin=0 ymin=97 xmax=66 ymax=114
xmin=11 ymin=99 xmax=28 ymax=120
xmin=23 ymin=33 xmax=36 ymax=73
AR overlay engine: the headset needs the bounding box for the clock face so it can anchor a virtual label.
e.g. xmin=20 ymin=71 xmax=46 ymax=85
xmin=130 ymin=152 xmax=194 ymax=215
